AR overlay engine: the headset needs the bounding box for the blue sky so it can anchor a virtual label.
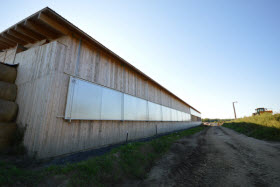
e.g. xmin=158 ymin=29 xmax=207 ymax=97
xmin=1 ymin=0 xmax=279 ymax=118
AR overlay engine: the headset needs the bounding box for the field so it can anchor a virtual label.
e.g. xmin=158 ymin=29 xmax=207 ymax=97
xmin=223 ymin=113 xmax=280 ymax=141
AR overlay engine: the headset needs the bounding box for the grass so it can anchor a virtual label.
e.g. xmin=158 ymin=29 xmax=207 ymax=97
xmin=0 ymin=125 xmax=205 ymax=186
xmin=223 ymin=113 xmax=280 ymax=141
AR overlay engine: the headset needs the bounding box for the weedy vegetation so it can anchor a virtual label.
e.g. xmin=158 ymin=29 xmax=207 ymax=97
xmin=223 ymin=113 xmax=280 ymax=141
xmin=0 ymin=126 xmax=206 ymax=186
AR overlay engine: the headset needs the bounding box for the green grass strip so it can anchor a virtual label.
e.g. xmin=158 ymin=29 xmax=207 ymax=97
xmin=0 ymin=125 xmax=206 ymax=186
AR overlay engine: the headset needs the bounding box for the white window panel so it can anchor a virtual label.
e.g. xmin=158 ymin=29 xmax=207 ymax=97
xmin=171 ymin=109 xmax=178 ymax=121
xmin=101 ymin=87 xmax=122 ymax=120
xmin=148 ymin=102 xmax=162 ymax=121
xmin=65 ymin=76 xmax=195 ymax=122
xmin=162 ymin=106 xmax=171 ymax=121
xmin=124 ymin=94 xmax=147 ymax=121
xmin=187 ymin=113 xmax=191 ymax=121
xmin=65 ymin=77 xmax=102 ymax=120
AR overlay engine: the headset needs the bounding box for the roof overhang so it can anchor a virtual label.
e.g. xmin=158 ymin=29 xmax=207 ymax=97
xmin=0 ymin=8 xmax=63 ymax=49
xmin=0 ymin=7 xmax=201 ymax=114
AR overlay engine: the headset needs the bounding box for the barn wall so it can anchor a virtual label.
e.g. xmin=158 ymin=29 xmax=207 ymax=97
xmin=14 ymin=37 xmax=200 ymax=158
xmin=0 ymin=48 xmax=17 ymax=64
xmin=0 ymin=51 xmax=5 ymax=62
xmin=58 ymin=36 xmax=191 ymax=112
xmin=14 ymin=41 xmax=66 ymax=155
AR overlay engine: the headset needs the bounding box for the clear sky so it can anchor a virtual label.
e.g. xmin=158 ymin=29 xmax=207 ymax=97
xmin=1 ymin=0 xmax=279 ymax=119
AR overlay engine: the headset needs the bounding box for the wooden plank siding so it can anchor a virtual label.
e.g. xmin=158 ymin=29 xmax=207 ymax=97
xmin=14 ymin=36 xmax=200 ymax=158
xmin=2 ymin=48 xmax=17 ymax=64
xmin=14 ymin=41 xmax=66 ymax=155
xmin=0 ymin=51 xmax=6 ymax=62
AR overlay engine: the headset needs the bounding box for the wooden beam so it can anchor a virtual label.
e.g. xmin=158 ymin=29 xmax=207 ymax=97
xmin=2 ymin=33 xmax=27 ymax=45
xmin=24 ymin=20 xmax=58 ymax=39
xmin=37 ymin=12 xmax=70 ymax=35
xmin=0 ymin=36 xmax=17 ymax=46
xmin=0 ymin=44 xmax=8 ymax=49
xmin=7 ymin=29 xmax=36 ymax=43
xmin=0 ymin=41 xmax=10 ymax=48
xmin=0 ymin=37 xmax=13 ymax=48
xmin=15 ymin=25 xmax=45 ymax=41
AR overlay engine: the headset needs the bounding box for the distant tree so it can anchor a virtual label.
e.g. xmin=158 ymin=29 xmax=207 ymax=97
xmin=202 ymin=118 xmax=210 ymax=122
xmin=202 ymin=118 xmax=232 ymax=123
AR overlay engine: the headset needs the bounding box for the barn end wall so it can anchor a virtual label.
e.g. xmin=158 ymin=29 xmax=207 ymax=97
xmin=14 ymin=37 xmax=200 ymax=158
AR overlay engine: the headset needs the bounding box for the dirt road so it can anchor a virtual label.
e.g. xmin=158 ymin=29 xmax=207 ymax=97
xmin=132 ymin=126 xmax=280 ymax=187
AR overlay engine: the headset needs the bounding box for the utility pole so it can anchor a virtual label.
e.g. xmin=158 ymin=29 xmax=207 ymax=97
xmin=233 ymin=101 xmax=238 ymax=119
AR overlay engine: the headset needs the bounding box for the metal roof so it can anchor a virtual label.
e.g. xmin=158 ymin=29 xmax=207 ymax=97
xmin=0 ymin=7 xmax=200 ymax=114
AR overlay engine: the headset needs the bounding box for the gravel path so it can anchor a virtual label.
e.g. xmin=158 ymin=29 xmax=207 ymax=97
xmin=129 ymin=126 xmax=280 ymax=187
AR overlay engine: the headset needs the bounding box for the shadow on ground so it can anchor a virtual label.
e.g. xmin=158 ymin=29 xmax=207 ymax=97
xmin=223 ymin=122 xmax=280 ymax=141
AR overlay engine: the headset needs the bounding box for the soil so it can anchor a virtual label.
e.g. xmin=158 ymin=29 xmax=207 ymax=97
xmin=126 ymin=126 xmax=280 ymax=187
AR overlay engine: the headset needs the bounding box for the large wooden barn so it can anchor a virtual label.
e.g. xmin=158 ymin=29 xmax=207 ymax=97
xmin=0 ymin=7 xmax=201 ymax=158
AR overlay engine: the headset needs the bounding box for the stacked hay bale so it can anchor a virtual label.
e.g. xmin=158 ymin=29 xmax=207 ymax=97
xmin=0 ymin=63 xmax=18 ymax=151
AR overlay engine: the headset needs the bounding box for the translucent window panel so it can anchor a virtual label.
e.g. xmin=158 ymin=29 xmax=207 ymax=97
xmin=176 ymin=110 xmax=179 ymax=121
xmin=176 ymin=110 xmax=181 ymax=121
xmin=181 ymin=112 xmax=185 ymax=121
xmin=64 ymin=76 xmax=195 ymax=122
xmin=162 ymin=106 xmax=171 ymax=121
xmin=182 ymin=112 xmax=186 ymax=121
xmin=148 ymin=102 xmax=162 ymax=121
xmin=178 ymin=111 xmax=184 ymax=121
xmin=171 ymin=109 xmax=178 ymax=121
xmin=186 ymin=113 xmax=190 ymax=121
xmin=185 ymin=112 xmax=188 ymax=121
xmin=124 ymin=94 xmax=147 ymax=120
xmin=190 ymin=108 xmax=201 ymax=118
xmin=186 ymin=113 xmax=191 ymax=121
xmin=185 ymin=113 xmax=188 ymax=121
xmin=65 ymin=77 xmax=102 ymax=120
xmin=65 ymin=77 xmax=75 ymax=119
xmin=101 ymin=87 xmax=122 ymax=120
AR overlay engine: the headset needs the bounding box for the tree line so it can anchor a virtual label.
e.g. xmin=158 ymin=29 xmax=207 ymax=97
xmin=202 ymin=118 xmax=232 ymax=123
